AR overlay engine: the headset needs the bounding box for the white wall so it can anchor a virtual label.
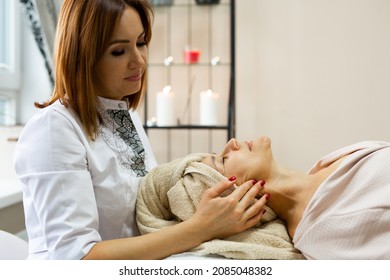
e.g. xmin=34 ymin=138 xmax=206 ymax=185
xmin=236 ymin=0 xmax=390 ymax=171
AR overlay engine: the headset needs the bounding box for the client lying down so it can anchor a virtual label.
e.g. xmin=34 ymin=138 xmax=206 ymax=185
xmin=136 ymin=151 xmax=303 ymax=260
xmin=136 ymin=137 xmax=390 ymax=259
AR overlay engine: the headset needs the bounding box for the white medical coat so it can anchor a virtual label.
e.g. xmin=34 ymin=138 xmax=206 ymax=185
xmin=13 ymin=97 xmax=157 ymax=259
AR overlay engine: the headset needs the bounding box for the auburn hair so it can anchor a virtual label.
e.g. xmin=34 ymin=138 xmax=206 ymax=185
xmin=35 ymin=0 xmax=153 ymax=140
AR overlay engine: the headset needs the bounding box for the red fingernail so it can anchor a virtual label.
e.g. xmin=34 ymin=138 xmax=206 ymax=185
xmin=252 ymin=179 xmax=258 ymax=185
xmin=265 ymin=194 xmax=270 ymax=200
xmin=229 ymin=176 xmax=236 ymax=181
xmin=259 ymin=180 xmax=265 ymax=187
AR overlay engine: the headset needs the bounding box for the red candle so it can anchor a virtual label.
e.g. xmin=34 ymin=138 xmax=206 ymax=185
xmin=184 ymin=49 xmax=200 ymax=64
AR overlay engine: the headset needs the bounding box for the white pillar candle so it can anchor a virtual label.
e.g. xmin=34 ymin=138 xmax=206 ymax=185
xmin=156 ymin=85 xmax=176 ymax=126
xmin=200 ymin=89 xmax=219 ymax=125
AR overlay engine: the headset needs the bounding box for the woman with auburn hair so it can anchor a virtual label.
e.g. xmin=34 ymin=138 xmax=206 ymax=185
xmin=13 ymin=0 xmax=267 ymax=260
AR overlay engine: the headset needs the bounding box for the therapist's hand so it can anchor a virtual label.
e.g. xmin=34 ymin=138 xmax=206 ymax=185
xmin=190 ymin=177 xmax=267 ymax=241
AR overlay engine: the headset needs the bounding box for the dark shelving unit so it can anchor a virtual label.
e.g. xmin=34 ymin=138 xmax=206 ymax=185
xmin=144 ymin=0 xmax=235 ymax=162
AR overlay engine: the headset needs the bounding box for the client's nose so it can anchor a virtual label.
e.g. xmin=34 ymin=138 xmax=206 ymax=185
xmin=223 ymin=138 xmax=240 ymax=154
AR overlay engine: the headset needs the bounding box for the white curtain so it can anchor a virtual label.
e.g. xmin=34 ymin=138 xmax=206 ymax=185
xmin=19 ymin=0 xmax=63 ymax=87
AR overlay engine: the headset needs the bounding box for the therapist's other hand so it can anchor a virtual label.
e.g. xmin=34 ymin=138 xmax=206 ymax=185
xmin=190 ymin=177 xmax=267 ymax=241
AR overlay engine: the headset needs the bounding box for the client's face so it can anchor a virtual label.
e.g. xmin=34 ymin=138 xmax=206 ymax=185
xmin=202 ymin=136 xmax=274 ymax=185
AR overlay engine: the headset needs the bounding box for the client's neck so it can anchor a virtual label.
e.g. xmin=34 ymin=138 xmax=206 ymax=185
xmin=263 ymin=156 xmax=346 ymax=238
xmin=262 ymin=167 xmax=314 ymax=238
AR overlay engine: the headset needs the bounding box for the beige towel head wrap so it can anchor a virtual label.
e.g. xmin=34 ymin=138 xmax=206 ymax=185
xmin=136 ymin=153 xmax=304 ymax=259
